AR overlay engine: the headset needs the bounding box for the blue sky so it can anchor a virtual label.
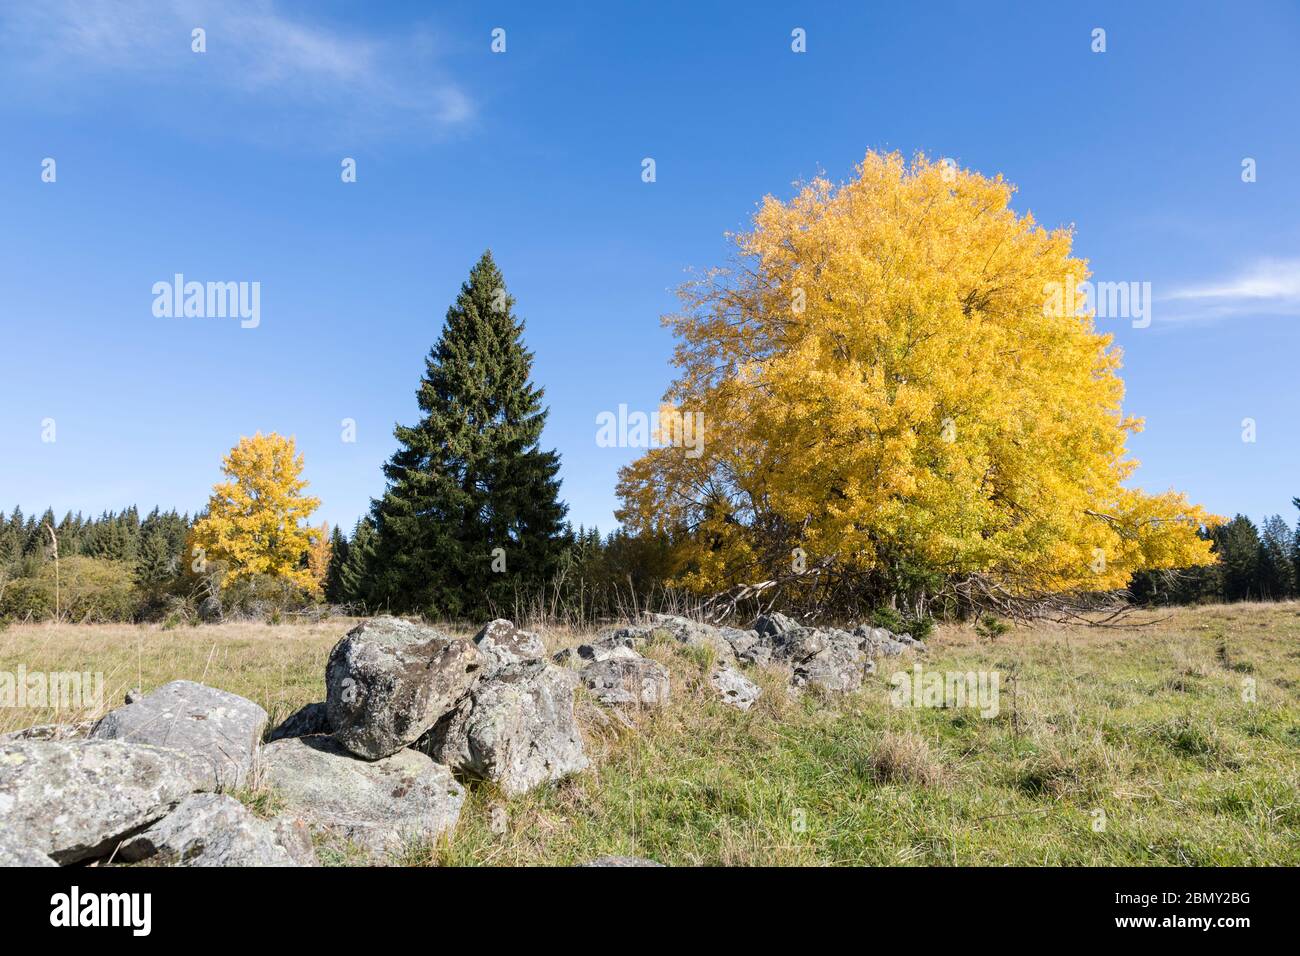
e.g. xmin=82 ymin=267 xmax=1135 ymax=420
xmin=1 ymin=1 xmax=1297 ymax=535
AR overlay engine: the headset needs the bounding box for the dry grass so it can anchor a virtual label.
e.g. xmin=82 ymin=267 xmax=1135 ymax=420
xmin=2 ymin=601 xmax=1299 ymax=865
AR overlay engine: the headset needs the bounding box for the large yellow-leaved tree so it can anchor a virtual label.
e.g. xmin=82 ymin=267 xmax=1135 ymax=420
xmin=616 ymin=152 xmax=1216 ymax=604
xmin=190 ymin=432 xmax=322 ymax=590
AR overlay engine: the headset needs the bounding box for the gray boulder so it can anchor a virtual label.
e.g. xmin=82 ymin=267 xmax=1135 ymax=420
xmin=709 ymin=664 xmax=762 ymax=711
xmin=646 ymin=614 xmax=739 ymax=664
xmin=326 ymin=617 xmax=482 ymax=760
xmin=580 ymin=657 xmax=671 ymax=708
xmin=779 ymin=627 xmax=872 ymax=693
xmin=267 ymin=701 xmax=331 ymax=742
xmin=0 ymin=830 xmax=57 ymax=867
xmin=90 ymin=680 xmax=267 ymax=790
xmin=474 ymin=619 xmax=546 ymax=676
xmin=1 ymin=720 xmax=95 ymax=743
xmin=0 ymin=739 xmax=201 ymax=864
xmin=261 ymin=735 xmax=464 ymax=856
xmin=553 ymin=638 xmax=642 ymax=666
xmin=721 ymin=628 xmax=771 ymax=666
xmin=427 ymin=661 xmax=588 ymax=796
xmin=119 ymin=793 xmax=309 ymax=866
xmin=754 ymin=612 xmax=800 ymax=638
xmin=270 ymin=814 xmax=318 ymax=866
xmin=853 ymin=624 xmax=923 ymax=655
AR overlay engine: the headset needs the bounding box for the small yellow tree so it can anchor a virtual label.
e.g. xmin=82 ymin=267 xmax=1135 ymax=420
xmin=617 ymin=152 xmax=1217 ymax=603
xmin=306 ymin=521 xmax=332 ymax=596
xmin=191 ymin=433 xmax=322 ymax=590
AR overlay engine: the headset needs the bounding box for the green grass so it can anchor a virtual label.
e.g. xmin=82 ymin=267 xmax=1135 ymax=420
xmin=2 ymin=602 xmax=1298 ymax=865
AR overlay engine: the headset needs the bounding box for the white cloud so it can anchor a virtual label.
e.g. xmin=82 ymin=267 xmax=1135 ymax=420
xmin=0 ymin=0 xmax=473 ymax=143
xmin=1160 ymin=259 xmax=1300 ymax=323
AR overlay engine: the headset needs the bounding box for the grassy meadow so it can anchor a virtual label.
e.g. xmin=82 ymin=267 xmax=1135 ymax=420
xmin=2 ymin=602 xmax=1297 ymax=866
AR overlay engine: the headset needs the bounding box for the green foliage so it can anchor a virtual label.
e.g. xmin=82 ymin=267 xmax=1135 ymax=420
xmin=974 ymin=616 xmax=1012 ymax=640
xmin=368 ymin=251 xmax=571 ymax=618
xmin=0 ymin=557 xmax=137 ymax=623
xmin=869 ymin=605 xmax=934 ymax=641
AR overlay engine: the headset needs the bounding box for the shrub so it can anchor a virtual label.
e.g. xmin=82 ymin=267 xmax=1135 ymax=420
xmin=0 ymin=558 xmax=137 ymax=622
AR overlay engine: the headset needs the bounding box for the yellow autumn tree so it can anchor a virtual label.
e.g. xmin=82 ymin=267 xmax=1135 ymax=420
xmin=616 ymin=152 xmax=1216 ymax=605
xmin=190 ymin=433 xmax=322 ymax=591
xmin=306 ymin=521 xmax=332 ymax=596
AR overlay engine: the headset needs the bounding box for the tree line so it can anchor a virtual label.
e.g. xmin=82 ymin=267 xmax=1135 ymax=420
xmin=0 ymin=156 xmax=1279 ymax=626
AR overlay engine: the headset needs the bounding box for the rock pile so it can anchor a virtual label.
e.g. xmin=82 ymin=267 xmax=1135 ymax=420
xmin=553 ymin=611 xmax=922 ymax=700
xmin=0 ymin=610 xmax=922 ymax=867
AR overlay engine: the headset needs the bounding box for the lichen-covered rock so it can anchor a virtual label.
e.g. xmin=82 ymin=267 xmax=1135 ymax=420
xmin=753 ymin=612 xmax=800 ymax=639
xmin=853 ymin=624 xmax=923 ymax=655
xmin=90 ymin=680 xmax=267 ymax=790
xmin=270 ymin=814 xmax=318 ymax=867
xmin=428 ymin=661 xmax=588 ymax=796
xmin=267 ymin=701 xmax=331 ymax=742
xmin=474 ymin=619 xmax=546 ymax=676
xmin=0 ymin=740 xmax=201 ymax=864
xmin=326 ymin=617 xmax=482 ymax=760
xmin=709 ymin=664 xmax=762 ymax=711
xmin=119 ymin=793 xmax=308 ymax=866
xmin=0 ymin=720 xmax=95 ymax=743
xmin=553 ymin=638 xmax=642 ymax=666
xmin=261 ymin=735 xmax=464 ymax=857
xmin=646 ymin=614 xmax=739 ymax=664
xmin=0 ymin=829 xmax=57 ymax=867
xmin=553 ymin=634 xmax=644 ymax=665
xmin=721 ymin=628 xmax=771 ymax=667
xmin=580 ymin=657 xmax=671 ymax=708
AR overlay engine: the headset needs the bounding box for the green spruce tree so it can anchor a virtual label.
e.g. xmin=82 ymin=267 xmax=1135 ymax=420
xmin=339 ymin=517 xmax=376 ymax=608
xmin=323 ymin=524 xmax=349 ymax=603
xmin=369 ymin=251 xmax=570 ymax=617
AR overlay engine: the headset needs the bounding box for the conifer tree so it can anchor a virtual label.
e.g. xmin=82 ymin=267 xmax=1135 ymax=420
xmin=323 ymin=524 xmax=349 ymax=603
xmin=369 ymin=251 xmax=570 ymax=617
xmin=339 ymin=517 xmax=376 ymax=607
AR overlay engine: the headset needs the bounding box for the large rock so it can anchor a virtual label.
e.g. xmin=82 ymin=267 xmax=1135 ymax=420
xmin=754 ymin=612 xmax=800 ymax=639
xmin=326 ymin=617 xmax=482 ymax=760
xmin=261 ymin=735 xmax=464 ymax=856
xmin=580 ymin=657 xmax=671 ymax=708
xmin=0 ymin=830 xmax=57 ymax=867
xmin=268 ymin=701 xmax=331 ymax=742
xmin=720 ymin=628 xmax=771 ymax=667
xmin=119 ymin=793 xmax=309 ymax=867
xmin=709 ymin=664 xmax=762 ymax=711
xmin=553 ymin=636 xmax=642 ymax=666
xmin=646 ymin=614 xmax=739 ymax=664
xmin=474 ymin=619 xmax=546 ymax=676
xmin=427 ymin=661 xmax=588 ymax=796
xmin=0 ymin=740 xmax=201 ymax=864
xmin=553 ymin=632 xmax=644 ymax=660
xmin=774 ymin=627 xmax=870 ymax=693
xmin=90 ymin=680 xmax=267 ymax=790
xmin=0 ymin=720 xmax=95 ymax=743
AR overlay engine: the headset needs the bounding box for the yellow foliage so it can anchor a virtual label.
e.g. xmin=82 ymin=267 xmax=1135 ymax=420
xmin=306 ymin=521 xmax=332 ymax=597
xmin=617 ymin=152 xmax=1217 ymax=596
xmin=190 ymin=433 xmax=322 ymax=590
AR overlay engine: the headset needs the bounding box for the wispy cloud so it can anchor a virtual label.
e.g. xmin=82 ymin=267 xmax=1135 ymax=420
xmin=0 ymin=0 xmax=473 ymax=143
xmin=1160 ymin=258 xmax=1300 ymax=323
